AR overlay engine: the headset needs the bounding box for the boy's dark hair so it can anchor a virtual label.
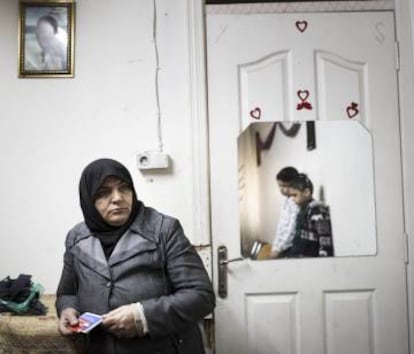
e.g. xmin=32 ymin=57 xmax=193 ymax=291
xmin=290 ymin=173 xmax=313 ymax=195
xmin=276 ymin=167 xmax=299 ymax=183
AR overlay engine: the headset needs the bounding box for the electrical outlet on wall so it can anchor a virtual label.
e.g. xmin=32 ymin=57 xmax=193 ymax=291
xmin=137 ymin=151 xmax=170 ymax=170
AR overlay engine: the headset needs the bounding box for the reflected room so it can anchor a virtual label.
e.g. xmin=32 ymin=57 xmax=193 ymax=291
xmin=238 ymin=120 xmax=377 ymax=260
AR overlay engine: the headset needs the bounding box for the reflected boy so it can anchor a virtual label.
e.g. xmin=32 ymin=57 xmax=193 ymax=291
xmin=288 ymin=174 xmax=334 ymax=257
xmin=271 ymin=167 xmax=300 ymax=258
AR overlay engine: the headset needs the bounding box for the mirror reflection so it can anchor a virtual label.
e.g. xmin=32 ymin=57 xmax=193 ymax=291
xmin=238 ymin=120 xmax=377 ymax=260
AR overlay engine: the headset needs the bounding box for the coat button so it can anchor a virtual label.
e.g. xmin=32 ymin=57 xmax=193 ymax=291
xmin=178 ymin=338 xmax=183 ymax=344
xmin=106 ymin=281 xmax=112 ymax=288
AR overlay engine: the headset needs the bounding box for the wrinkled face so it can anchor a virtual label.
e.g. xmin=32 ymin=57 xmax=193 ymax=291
xmin=290 ymin=188 xmax=311 ymax=207
xmin=94 ymin=176 xmax=133 ymax=226
xmin=277 ymin=180 xmax=292 ymax=197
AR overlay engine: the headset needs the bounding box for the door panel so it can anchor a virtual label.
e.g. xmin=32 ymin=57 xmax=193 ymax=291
xmin=316 ymin=51 xmax=367 ymax=124
xmin=207 ymin=9 xmax=408 ymax=354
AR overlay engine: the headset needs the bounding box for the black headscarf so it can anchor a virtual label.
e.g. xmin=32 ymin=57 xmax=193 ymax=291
xmin=79 ymin=158 xmax=140 ymax=258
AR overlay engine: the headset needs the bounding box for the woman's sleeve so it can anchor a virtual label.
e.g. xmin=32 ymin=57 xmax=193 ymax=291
xmin=55 ymin=232 xmax=79 ymax=316
xmin=141 ymin=219 xmax=216 ymax=337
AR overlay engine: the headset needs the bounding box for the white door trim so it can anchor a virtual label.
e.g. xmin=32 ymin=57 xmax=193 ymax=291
xmin=186 ymin=0 xmax=211 ymax=247
xmin=395 ymin=0 xmax=414 ymax=352
xmin=206 ymin=1 xmax=393 ymax=15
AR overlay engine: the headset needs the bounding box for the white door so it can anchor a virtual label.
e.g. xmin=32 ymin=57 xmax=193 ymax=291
xmin=207 ymin=8 xmax=409 ymax=354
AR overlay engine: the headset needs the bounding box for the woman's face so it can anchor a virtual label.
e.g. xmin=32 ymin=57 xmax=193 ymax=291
xmin=94 ymin=176 xmax=133 ymax=226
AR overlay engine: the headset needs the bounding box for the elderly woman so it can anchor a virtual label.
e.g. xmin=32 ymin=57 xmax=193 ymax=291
xmin=56 ymin=158 xmax=215 ymax=353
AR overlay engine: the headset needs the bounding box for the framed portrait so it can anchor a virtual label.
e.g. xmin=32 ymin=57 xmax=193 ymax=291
xmin=18 ymin=1 xmax=75 ymax=78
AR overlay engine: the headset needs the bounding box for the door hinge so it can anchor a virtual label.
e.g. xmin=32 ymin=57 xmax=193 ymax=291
xmin=395 ymin=41 xmax=400 ymax=71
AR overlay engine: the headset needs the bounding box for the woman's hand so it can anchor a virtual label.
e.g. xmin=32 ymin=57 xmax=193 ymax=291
xmin=102 ymin=304 xmax=145 ymax=338
xmin=58 ymin=307 xmax=79 ymax=336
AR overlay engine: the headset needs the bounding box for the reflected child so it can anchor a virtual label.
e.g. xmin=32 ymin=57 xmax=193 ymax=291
xmin=271 ymin=167 xmax=300 ymax=259
xmin=288 ymin=174 xmax=334 ymax=257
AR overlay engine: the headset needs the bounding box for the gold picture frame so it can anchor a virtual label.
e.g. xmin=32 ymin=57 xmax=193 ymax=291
xmin=18 ymin=0 xmax=75 ymax=78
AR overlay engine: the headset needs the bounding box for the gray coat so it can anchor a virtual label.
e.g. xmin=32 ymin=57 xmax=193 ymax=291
xmin=56 ymin=204 xmax=215 ymax=354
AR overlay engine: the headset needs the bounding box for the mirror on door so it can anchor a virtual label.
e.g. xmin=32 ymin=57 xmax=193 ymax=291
xmin=238 ymin=120 xmax=377 ymax=260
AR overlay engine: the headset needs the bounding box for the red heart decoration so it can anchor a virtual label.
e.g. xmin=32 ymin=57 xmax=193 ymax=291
xmin=296 ymin=21 xmax=308 ymax=33
xmin=346 ymin=102 xmax=359 ymax=119
xmin=250 ymin=107 xmax=261 ymax=120
xmin=297 ymin=90 xmax=309 ymax=102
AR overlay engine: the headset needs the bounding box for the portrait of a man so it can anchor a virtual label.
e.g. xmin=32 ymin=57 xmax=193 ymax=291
xmin=19 ymin=2 xmax=74 ymax=77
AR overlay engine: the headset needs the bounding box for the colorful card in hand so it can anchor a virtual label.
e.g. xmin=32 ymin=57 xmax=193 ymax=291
xmin=71 ymin=312 xmax=103 ymax=333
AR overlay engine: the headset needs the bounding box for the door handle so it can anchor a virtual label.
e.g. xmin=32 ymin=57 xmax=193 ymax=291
xmin=220 ymin=257 xmax=244 ymax=265
xmin=217 ymin=245 xmax=245 ymax=298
